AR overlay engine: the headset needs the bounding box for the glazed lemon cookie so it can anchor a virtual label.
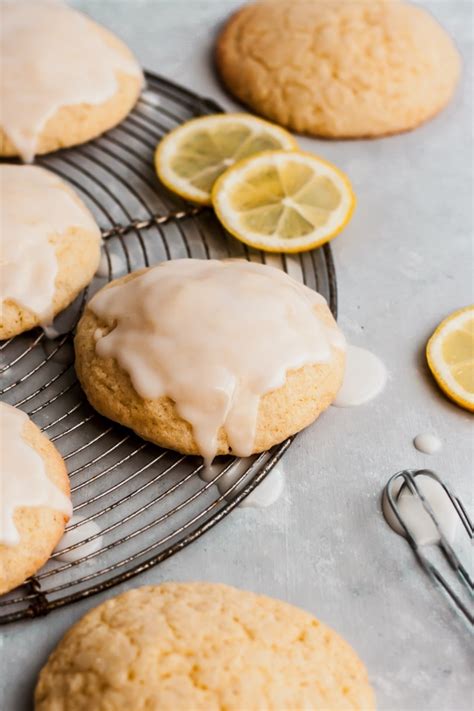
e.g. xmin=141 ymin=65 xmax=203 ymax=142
xmin=216 ymin=0 xmax=461 ymax=138
xmin=0 ymin=403 xmax=72 ymax=595
xmin=0 ymin=165 xmax=101 ymax=339
xmin=75 ymin=259 xmax=346 ymax=463
xmin=0 ymin=0 xmax=143 ymax=161
xmin=35 ymin=582 xmax=375 ymax=710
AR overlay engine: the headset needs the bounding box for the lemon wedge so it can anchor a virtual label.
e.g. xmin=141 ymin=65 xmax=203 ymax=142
xmin=426 ymin=306 xmax=474 ymax=412
xmin=155 ymin=114 xmax=297 ymax=205
xmin=212 ymin=150 xmax=355 ymax=253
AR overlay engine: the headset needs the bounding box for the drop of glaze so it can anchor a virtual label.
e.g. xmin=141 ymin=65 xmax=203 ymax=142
xmin=382 ymin=474 xmax=458 ymax=546
xmin=41 ymin=319 xmax=74 ymax=364
xmin=42 ymin=324 xmax=61 ymax=339
xmin=54 ymin=515 xmax=103 ymax=563
xmin=413 ymin=433 xmax=441 ymax=455
xmin=240 ymin=463 xmax=285 ymax=508
xmin=200 ymin=459 xmax=285 ymax=508
xmin=333 ymin=345 xmax=387 ymax=407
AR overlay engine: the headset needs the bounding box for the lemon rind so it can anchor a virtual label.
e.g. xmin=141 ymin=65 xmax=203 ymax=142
xmin=154 ymin=114 xmax=298 ymax=205
xmin=426 ymin=305 xmax=474 ymax=412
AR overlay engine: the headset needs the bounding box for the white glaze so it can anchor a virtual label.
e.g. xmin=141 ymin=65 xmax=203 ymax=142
xmin=42 ymin=325 xmax=61 ymax=340
xmin=54 ymin=516 xmax=103 ymax=563
xmin=414 ymin=432 xmax=442 ymax=455
xmin=200 ymin=458 xmax=285 ymax=508
xmin=0 ymin=402 xmax=72 ymax=546
xmin=95 ymin=250 xmax=125 ymax=278
xmin=383 ymin=474 xmax=458 ymax=546
xmin=90 ymin=259 xmax=345 ymax=464
xmin=0 ymin=165 xmax=101 ymax=323
xmin=333 ymin=345 xmax=387 ymax=407
xmin=0 ymin=0 xmax=143 ymax=161
xmin=240 ymin=462 xmax=285 ymax=508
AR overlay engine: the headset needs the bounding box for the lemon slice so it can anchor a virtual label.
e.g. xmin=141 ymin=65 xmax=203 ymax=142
xmin=426 ymin=306 xmax=474 ymax=412
xmin=155 ymin=114 xmax=297 ymax=205
xmin=212 ymin=150 xmax=355 ymax=253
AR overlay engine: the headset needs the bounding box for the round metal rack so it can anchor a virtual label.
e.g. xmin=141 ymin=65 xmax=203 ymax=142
xmin=0 ymin=72 xmax=338 ymax=623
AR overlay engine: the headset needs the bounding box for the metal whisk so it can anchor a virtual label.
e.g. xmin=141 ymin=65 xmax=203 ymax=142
xmin=384 ymin=469 xmax=473 ymax=625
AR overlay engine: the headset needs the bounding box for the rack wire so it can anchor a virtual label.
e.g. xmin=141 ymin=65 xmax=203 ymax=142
xmin=0 ymin=72 xmax=338 ymax=623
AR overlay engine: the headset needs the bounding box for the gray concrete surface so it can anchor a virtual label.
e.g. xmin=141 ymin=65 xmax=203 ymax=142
xmin=1 ymin=1 xmax=473 ymax=709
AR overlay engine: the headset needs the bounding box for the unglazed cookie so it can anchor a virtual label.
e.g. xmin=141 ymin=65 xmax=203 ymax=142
xmin=0 ymin=403 xmax=72 ymax=595
xmin=35 ymin=582 xmax=375 ymax=710
xmin=0 ymin=0 xmax=143 ymax=161
xmin=74 ymin=259 xmax=345 ymax=463
xmin=216 ymin=0 xmax=461 ymax=138
xmin=0 ymin=165 xmax=101 ymax=339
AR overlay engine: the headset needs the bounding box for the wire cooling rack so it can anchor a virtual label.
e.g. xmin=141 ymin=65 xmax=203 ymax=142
xmin=0 ymin=72 xmax=338 ymax=623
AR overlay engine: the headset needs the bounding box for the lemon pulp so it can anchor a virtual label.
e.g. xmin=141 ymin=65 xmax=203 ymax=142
xmin=228 ymin=161 xmax=342 ymax=239
xmin=212 ymin=150 xmax=355 ymax=253
xmin=155 ymin=115 xmax=297 ymax=204
xmin=426 ymin=306 xmax=474 ymax=412
xmin=441 ymin=316 xmax=474 ymax=394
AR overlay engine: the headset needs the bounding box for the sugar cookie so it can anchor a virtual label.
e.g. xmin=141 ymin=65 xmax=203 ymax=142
xmin=0 ymin=165 xmax=101 ymax=339
xmin=74 ymin=259 xmax=345 ymax=463
xmin=216 ymin=0 xmax=461 ymax=137
xmin=35 ymin=582 xmax=375 ymax=710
